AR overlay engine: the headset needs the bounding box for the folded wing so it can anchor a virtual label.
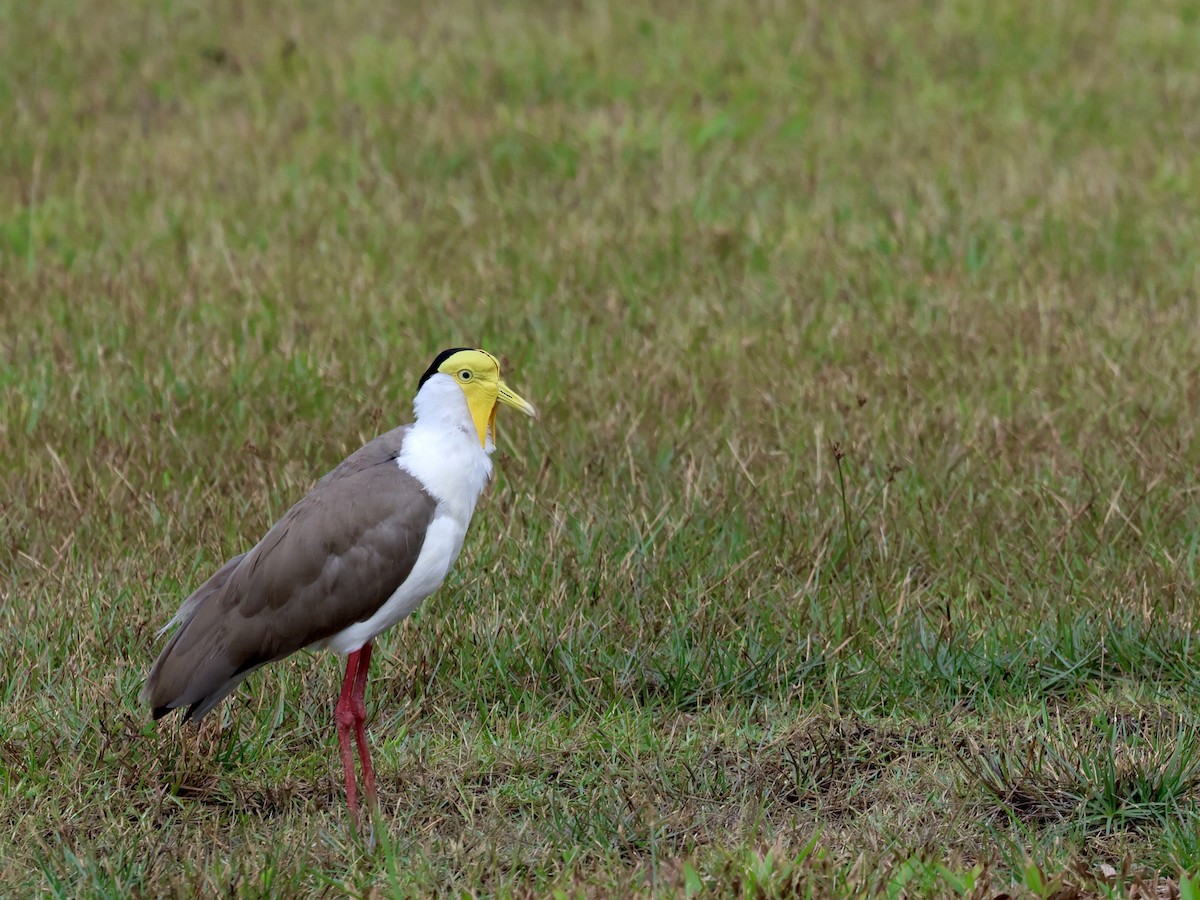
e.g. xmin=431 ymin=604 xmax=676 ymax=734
xmin=143 ymin=428 xmax=436 ymax=722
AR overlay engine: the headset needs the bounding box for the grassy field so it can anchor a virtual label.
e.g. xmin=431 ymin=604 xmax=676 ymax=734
xmin=3 ymin=0 xmax=1200 ymax=895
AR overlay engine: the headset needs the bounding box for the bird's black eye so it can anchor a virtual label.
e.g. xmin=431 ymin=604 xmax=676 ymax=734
xmin=459 ymin=370 xmax=472 ymax=381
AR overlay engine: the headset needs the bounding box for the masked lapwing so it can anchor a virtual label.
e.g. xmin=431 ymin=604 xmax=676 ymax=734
xmin=142 ymin=348 xmax=536 ymax=829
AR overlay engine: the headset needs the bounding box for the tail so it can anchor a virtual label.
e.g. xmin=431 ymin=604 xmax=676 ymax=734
xmin=142 ymin=553 xmax=247 ymax=722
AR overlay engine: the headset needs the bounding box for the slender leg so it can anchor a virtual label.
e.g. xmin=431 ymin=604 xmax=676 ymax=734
xmin=350 ymin=641 xmax=378 ymax=809
xmin=335 ymin=649 xmax=363 ymax=830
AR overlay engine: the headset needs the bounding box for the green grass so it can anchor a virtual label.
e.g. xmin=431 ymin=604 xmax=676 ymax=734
xmin=3 ymin=0 xmax=1200 ymax=894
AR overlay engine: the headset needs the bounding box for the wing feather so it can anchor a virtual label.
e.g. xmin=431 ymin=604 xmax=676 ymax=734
xmin=143 ymin=427 xmax=438 ymax=721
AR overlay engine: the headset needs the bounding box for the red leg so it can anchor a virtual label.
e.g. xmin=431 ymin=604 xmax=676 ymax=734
xmin=335 ymin=648 xmax=363 ymax=830
xmin=350 ymin=641 xmax=378 ymax=810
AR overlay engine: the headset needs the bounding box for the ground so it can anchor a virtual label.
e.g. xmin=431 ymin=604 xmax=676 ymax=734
xmin=3 ymin=0 xmax=1200 ymax=896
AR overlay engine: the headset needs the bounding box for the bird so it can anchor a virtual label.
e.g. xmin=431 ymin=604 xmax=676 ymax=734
xmin=142 ymin=347 xmax=536 ymax=829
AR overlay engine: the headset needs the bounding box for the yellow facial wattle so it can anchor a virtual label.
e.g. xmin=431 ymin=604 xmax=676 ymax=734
xmin=437 ymin=348 xmax=537 ymax=447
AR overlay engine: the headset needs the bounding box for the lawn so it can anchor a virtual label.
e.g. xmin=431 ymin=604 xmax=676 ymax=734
xmin=3 ymin=0 xmax=1200 ymax=895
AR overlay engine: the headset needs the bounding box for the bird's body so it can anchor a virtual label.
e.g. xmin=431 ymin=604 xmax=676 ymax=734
xmin=143 ymin=348 xmax=536 ymax=827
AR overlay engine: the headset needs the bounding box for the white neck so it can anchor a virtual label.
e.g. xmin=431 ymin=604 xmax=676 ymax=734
xmin=401 ymin=374 xmax=495 ymax=523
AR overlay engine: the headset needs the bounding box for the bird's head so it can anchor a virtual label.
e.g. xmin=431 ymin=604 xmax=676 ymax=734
xmin=417 ymin=348 xmax=537 ymax=447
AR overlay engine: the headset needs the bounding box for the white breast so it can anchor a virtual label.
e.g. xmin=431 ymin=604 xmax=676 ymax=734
xmin=316 ymin=383 xmax=495 ymax=655
xmin=396 ymin=423 xmax=493 ymax=525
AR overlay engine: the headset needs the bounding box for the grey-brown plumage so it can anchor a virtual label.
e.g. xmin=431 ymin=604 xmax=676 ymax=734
xmin=142 ymin=427 xmax=436 ymax=722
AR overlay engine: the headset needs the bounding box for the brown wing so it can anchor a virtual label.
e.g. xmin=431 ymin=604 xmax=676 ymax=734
xmin=143 ymin=427 xmax=437 ymax=722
